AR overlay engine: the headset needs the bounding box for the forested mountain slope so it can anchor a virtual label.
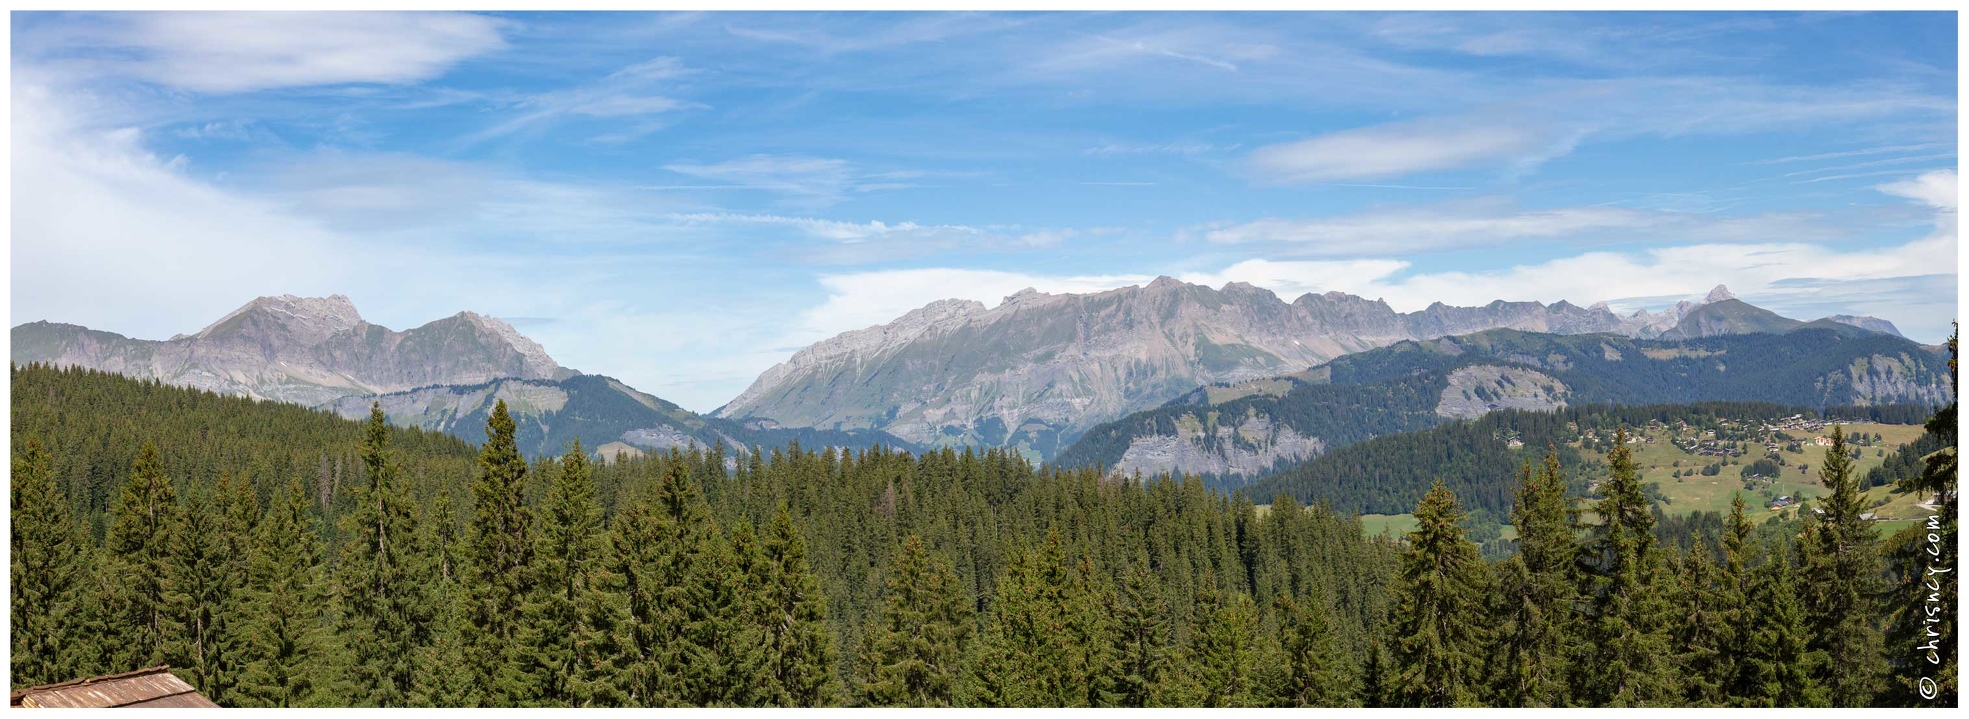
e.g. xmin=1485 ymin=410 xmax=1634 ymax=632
xmin=10 ymin=363 xmax=480 ymax=542
xmin=1244 ymin=400 xmax=1929 ymax=517
xmin=323 ymin=373 xmax=914 ymax=459
xmin=1053 ymin=327 xmax=1953 ymax=488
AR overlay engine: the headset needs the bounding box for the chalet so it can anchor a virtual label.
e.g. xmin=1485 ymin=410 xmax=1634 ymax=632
xmin=10 ymin=667 xmax=217 ymax=708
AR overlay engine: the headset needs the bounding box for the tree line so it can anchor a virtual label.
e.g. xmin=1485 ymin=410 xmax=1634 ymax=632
xmin=10 ymin=359 xmax=1957 ymax=706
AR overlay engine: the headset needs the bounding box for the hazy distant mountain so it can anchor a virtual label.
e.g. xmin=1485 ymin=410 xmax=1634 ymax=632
xmin=324 ymin=373 xmax=913 ymax=460
xmin=12 ymin=295 xmax=573 ymax=406
xmin=1054 ymin=326 xmax=1953 ymax=487
xmin=1824 ymin=315 xmax=1905 ymax=338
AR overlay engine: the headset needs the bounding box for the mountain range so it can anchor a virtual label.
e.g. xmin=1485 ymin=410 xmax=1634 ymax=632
xmin=12 ymin=295 xmax=570 ymax=407
xmin=11 ymin=295 xmax=907 ymax=459
xmin=714 ymin=279 xmax=1909 ymax=461
xmin=13 ymin=282 xmax=1931 ymax=467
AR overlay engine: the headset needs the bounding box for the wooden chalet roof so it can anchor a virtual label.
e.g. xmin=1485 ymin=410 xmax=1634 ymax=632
xmin=10 ymin=666 xmax=219 ymax=708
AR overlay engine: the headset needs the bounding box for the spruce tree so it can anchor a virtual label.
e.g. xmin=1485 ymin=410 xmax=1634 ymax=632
xmin=1575 ymin=429 xmax=1679 ymax=706
xmin=97 ymin=440 xmax=184 ymax=674
xmin=1389 ymin=482 xmax=1487 ymax=707
xmin=1271 ymin=593 xmax=1353 ymax=707
xmin=1717 ymin=493 xmax=1756 ymax=703
xmin=963 ymin=531 xmax=1109 ymax=707
xmin=1103 ymin=561 xmax=1172 ymax=707
xmin=756 ymin=504 xmax=839 ymax=706
xmin=855 ymin=534 xmax=974 ymax=707
xmin=1490 ymin=453 xmax=1574 ymax=707
xmin=171 ymin=486 xmax=250 ymax=704
xmin=611 ymin=457 xmax=758 ymax=706
xmin=1673 ymin=536 xmax=1730 ymax=705
xmin=336 ymin=403 xmax=433 ymax=706
xmin=1738 ymin=542 xmax=1828 ymax=707
xmin=410 ymin=496 xmax=474 ymax=707
xmin=605 ymin=490 xmax=667 ymax=706
xmin=11 ymin=438 xmax=86 ymax=686
xmin=236 ymin=476 xmax=334 ymax=707
xmin=1800 ymin=426 xmax=1887 ymax=705
xmin=507 ymin=440 xmax=608 ymax=706
xmin=463 ymin=399 xmax=535 ymax=705
xmin=1180 ymin=582 xmax=1261 ymax=707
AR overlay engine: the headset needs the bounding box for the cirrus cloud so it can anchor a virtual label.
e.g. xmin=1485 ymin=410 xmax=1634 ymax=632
xmin=26 ymin=12 xmax=508 ymax=94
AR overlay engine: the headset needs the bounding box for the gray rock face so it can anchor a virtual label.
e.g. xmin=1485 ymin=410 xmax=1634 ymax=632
xmin=1111 ymin=409 xmax=1326 ymax=480
xmin=1825 ymin=315 xmax=1905 ymax=338
xmin=1820 ymin=352 xmax=1954 ymax=408
xmin=13 ymin=295 xmax=567 ymax=406
xmin=718 ymin=277 xmax=1650 ymax=459
xmin=1434 ymin=365 xmax=1570 ymax=420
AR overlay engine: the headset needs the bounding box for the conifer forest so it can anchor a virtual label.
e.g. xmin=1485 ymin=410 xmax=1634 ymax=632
xmin=8 ymin=355 xmax=1958 ymax=707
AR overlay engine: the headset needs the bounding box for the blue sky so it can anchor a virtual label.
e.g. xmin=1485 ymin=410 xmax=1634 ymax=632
xmin=10 ymin=11 xmax=1959 ymax=411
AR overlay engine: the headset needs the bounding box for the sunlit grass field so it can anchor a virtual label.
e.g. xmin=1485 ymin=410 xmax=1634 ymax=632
xmin=1305 ymin=420 xmax=1934 ymax=541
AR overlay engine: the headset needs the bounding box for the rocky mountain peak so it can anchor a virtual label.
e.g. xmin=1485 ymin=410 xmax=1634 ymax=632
xmin=196 ymin=293 xmax=367 ymax=344
xmin=17 ymin=295 xmax=568 ymax=407
xmin=1002 ymin=287 xmax=1047 ymax=306
xmin=1703 ymin=284 xmax=1737 ymax=304
xmin=454 ymin=311 xmax=562 ymax=376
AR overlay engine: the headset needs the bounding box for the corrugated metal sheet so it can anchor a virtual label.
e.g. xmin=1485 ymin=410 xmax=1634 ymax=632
xmin=11 ymin=666 xmax=219 ymax=708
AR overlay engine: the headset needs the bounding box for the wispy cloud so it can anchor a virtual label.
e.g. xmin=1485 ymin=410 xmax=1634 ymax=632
xmin=669 ymin=212 xmax=983 ymax=244
xmin=1204 ymin=203 xmax=1656 ymax=254
xmin=1083 ymin=141 xmax=1228 ymax=156
xmin=470 ymin=56 xmax=702 ymax=143
xmin=1197 ymin=198 xmax=1870 ymax=257
xmin=660 ymin=154 xmax=922 ymax=207
xmin=23 ymin=12 xmax=507 ymax=93
xmin=1244 ymin=117 xmax=1547 ymax=184
xmin=1743 ymin=143 xmax=1947 ymax=165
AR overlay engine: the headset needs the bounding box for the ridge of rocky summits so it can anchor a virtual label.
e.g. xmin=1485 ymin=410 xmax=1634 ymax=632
xmin=717 ymin=278 xmax=1771 ymax=460
xmin=13 ymin=296 xmax=570 ymax=407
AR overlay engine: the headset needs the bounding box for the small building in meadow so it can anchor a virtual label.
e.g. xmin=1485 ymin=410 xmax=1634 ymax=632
xmin=10 ymin=666 xmax=218 ymax=708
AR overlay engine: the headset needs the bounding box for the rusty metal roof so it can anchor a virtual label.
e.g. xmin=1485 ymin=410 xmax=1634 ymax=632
xmin=10 ymin=666 xmax=219 ymax=708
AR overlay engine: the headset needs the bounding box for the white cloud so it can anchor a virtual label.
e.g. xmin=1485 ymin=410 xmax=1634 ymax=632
xmin=1245 ymin=118 xmax=1544 ymax=184
xmin=259 ymin=152 xmax=689 ymax=249
xmin=470 ymin=56 xmax=701 ymax=143
xmin=50 ymin=12 xmax=507 ymax=93
xmin=9 ymin=81 xmax=362 ymax=338
xmin=1878 ymin=169 xmax=1958 ymax=211
xmin=1744 ymin=143 xmax=1945 ymax=166
xmin=658 ymin=155 xmax=926 ymax=207
xmin=662 ymin=155 xmax=860 ymax=202
xmin=669 ymin=212 xmax=984 ymax=244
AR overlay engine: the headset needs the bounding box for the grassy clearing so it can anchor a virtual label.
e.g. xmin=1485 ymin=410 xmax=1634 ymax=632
xmin=1610 ymin=421 xmax=1928 ymax=524
xmin=1360 ymin=513 xmax=1420 ymax=538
